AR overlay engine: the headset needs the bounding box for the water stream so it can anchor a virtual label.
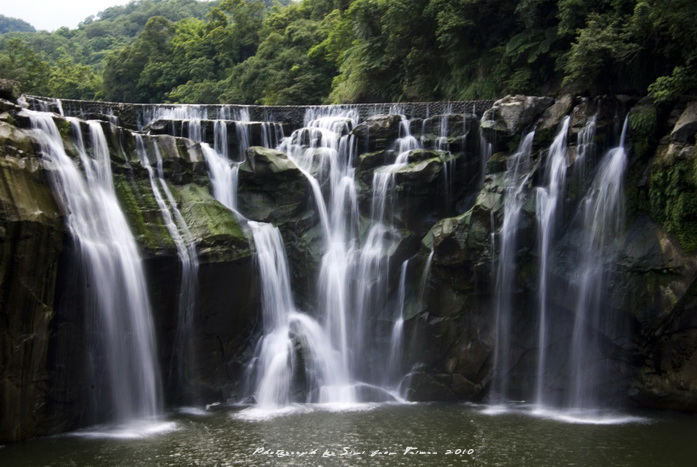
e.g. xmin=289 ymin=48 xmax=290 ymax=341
xmin=491 ymin=131 xmax=536 ymax=404
xmin=567 ymin=116 xmax=630 ymax=411
xmin=29 ymin=112 xmax=162 ymax=425
xmin=134 ymin=135 xmax=199 ymax=403
xmin=534 ymin=116 xmax=571 ymax=406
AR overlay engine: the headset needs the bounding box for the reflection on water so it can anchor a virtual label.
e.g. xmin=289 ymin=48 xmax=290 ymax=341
xmin=1 ymin=404 xmax=695 ymax=466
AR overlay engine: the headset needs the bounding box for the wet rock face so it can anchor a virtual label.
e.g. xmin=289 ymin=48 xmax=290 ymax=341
xmin=351 ymin=114 xmax=403 ymax=152
xmin=399 ymin=96 xmax=697 ymax=411
xmin=480 ymin=95 xmax=554 ymax=148
xmin=238 ymin=146 xmax=312 ymax=225
xmin=624 ymin=102 xmax=697 ymax=411
xmin=0 ymin=121 xmax=64 ymax=443
xmin=670 ymin=101 xmax=697 ymax=145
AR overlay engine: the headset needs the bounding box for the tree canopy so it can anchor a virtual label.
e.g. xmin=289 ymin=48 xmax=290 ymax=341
xmin=0 ymin=15 xmax=36 ymax=34
xmin=0 ymin=0 xmax=695 ymax=104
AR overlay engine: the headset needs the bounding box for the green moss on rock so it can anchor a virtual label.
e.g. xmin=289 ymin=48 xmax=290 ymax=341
xmin=176 ymin=184 xmax=250 ymax=263
xmin=629 ymin=101 xmax=658 ymax=161
xmin=113 ymin=174 xmax=175 ymax=255
xmin=649 ymin=145 xmax=697 ymax=252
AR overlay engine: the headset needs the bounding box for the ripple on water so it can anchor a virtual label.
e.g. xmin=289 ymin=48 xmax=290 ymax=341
xmin=70 ymin=420 xmax=179 ymax=439
xmin=480 ymin=403 xmax=650 ymax=425
xmin=234 ymin=402 xmax=383 ymax=421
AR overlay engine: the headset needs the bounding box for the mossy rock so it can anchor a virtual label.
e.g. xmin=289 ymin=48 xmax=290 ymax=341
xmin=113 ymin=174 xmax=175 ymax=256
xmin=629 ymin=99 xmax=658 ymax=161
xmin=175 ymin=183 xmax=250 ymax=264
xmin=649 ymin=144 xmax=697 ymax=253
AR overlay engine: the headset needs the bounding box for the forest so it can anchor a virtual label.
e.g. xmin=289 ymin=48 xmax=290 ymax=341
xmin=1 ymin=0 xmax=696 ymax=105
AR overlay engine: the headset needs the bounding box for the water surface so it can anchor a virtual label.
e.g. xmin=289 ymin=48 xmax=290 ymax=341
xmin=1 ymin=404 xmax=695 ymax=466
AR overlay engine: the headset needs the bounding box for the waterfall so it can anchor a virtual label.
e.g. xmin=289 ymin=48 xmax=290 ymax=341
xmin=354 ymin=112 xmax=415 ymax=376
xmin=386 ymin=259 xmax=410 ymax=387
xmin=261 ymin=122 xmax=284 ymax=149
xmin=567 ymin=115 xmax=629 ymax=410
xmin=491 ymin=131 xmax=535 ymax=403
xmin=194 ymin=108 xmax=353 ymax=408
xmin=280 ymin=110 xmax=359 ymax=391
xmin=202 ymin=144 xmax=240 ymax=212
xmin=479 ymin=124 xmax=493 ymax=187
xmin=214 ymin=121 xmax=230 ymax=161
xmin=371 ymin=114 xmax=421 ymax=223
xmin=248 ymin=222 xmax=350 ymax=407
xmin=139 ymin=104 xmax=207 ymax=129
xmin=243 ymin=106 xmax=419 ymax=405
xmin=233 ymin=120 xmax=250 ymax=162
xmin=29 ymin=112 xmax=161 ymax=423
xmin=135 ymin=136 xmax=199 ymax=403
xmin=534 ymin=116 xmax=571 ymax=407
xmin=247 ymin=221 xmax=296 ymax=407
xmin=574 ymin=115 xmax=598 ymax=187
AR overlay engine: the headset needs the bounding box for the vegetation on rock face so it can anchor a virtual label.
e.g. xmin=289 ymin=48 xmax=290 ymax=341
xmin=649 ymin=145 xmax=697 ymax=253
xmin=1 ymin=0 xmax=696 ymax=104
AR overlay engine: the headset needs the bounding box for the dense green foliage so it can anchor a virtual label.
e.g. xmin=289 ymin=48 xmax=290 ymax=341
xmin=0 ymin=0 xmax=696 ymax=103
xmin=0 ymin=15 xmax=36 ymax=34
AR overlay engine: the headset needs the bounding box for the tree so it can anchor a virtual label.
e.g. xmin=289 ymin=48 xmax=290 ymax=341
xmin=0 ymin=39 xmax=51 ymax=95
xmin=0 ymin=15 xmax=36 ymax=34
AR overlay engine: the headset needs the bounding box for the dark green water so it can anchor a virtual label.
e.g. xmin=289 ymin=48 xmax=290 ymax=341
xmin=1 ymin=403 xmax=695 ymax=466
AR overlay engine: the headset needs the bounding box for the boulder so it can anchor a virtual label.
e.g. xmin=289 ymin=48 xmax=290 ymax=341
xmin=238 ymin=146 xmax=312 ymax=225
xmin=420 ymin=113 xmax=477 ymax=138
xmin=538 ymin=95 xmax=574 ymax=132
xmin=671 ymin=101 xmax=697 ymax=144
xmin=356 ymin=150 xmax=396 ymax=185
xmin=480 ymin=95 xmax=554 ymax=148
xmin=536 ymin=95 xmax=574 ymax=145
xmin=0 ymin=79 xmax=20 ymax=103
xmin=393 ymin=156 xmax=444 ymax=188
xmin=351 ymin=114 xmax=402 ymax=152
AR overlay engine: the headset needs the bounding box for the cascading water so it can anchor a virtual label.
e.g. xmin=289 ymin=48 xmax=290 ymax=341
xmin=386 ymin=259 xmax=410 ymax=387
xmin=202 ymin=144 xmax=240 ymax=212
xmin=434 ymin=105 xmax=461 ymax=207
xmin=16 ymin=98 xmax=646 ymax=432
xmin=534 ymin=116 xmax=571 ymax=407
xmin=247 ymin=106 xmax=422 ymax=405
xmin=214 ymin=120 xmax=230 ymax=161
xmin=279 ymin=110 xmax=359 ymax=398
xmin=490 ymin=131 xmax=535 ymax=404
xmin=30 ymin=112 xmax=161 ymax=423
xmin=135 ymin=136 xmax=200 ymax=403
xmin=233 ymin=119 xmax=250 ymax=162
xmin=139 ymin=105 xmax=208 ymax=130
xmin=246 ymin=221 xmax=350 ymax=408
xmin=575 ymin=115 xmax=597 ymax=178
xmin=567 ymin=115 xmax=629 ymax=411
xmin=182 ymin=106 xmax=353 ymax=409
